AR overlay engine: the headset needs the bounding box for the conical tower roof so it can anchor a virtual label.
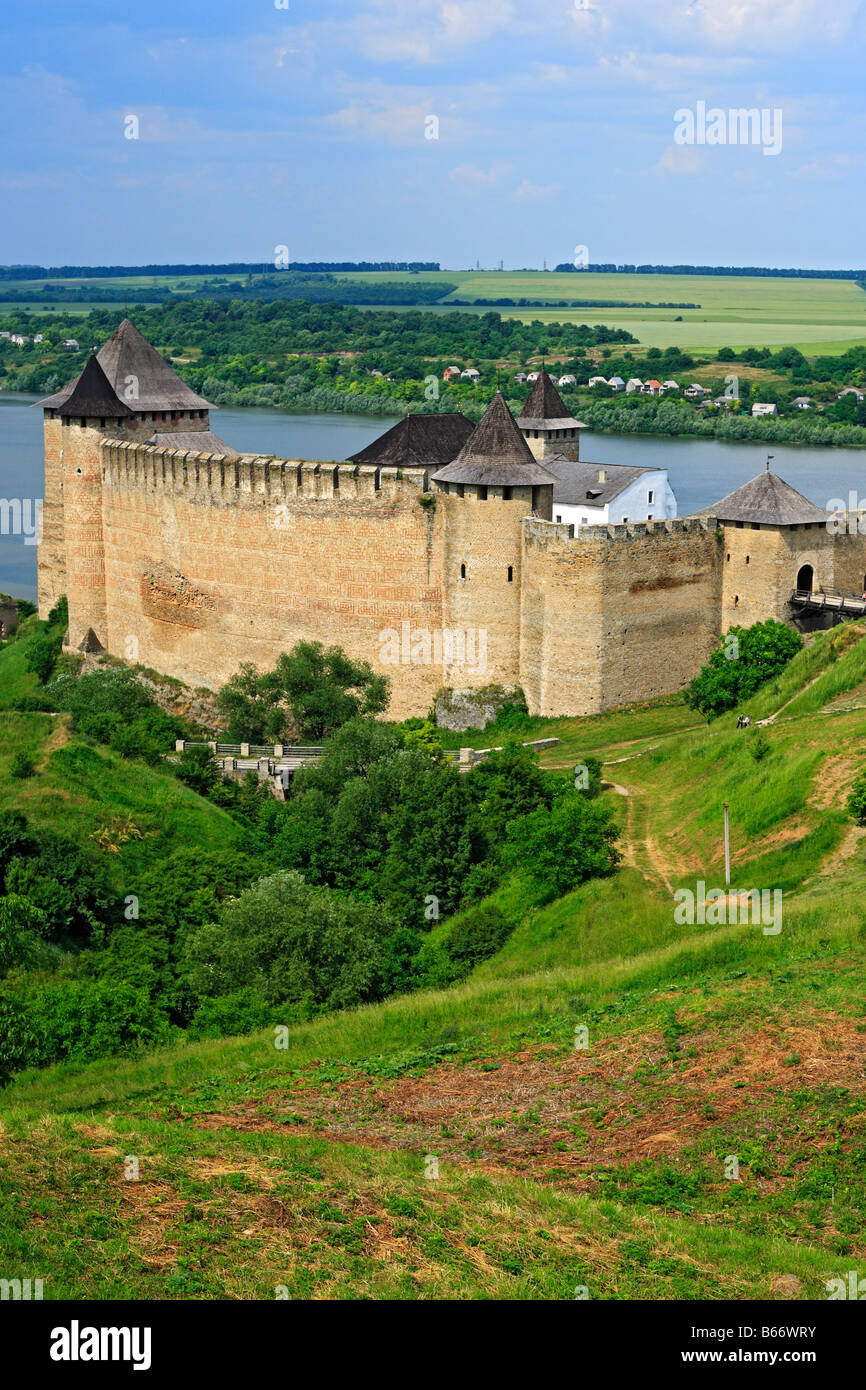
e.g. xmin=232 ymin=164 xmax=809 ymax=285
xmin=701 ymin=470 xmax=828 ymax=526
xmin=517 ymin=366 xmax=585 ymax=430
xmin=58 ymin=352 xmax=131 ymax=419
xmin=36 ymin=318 xmax=213 ymax=413
xmin=431 ymin=392 xmax=558 ymax=486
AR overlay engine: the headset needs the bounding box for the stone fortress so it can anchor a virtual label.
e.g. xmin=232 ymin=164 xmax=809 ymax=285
xmin=36 ymin=320 xmax=866 ymax=720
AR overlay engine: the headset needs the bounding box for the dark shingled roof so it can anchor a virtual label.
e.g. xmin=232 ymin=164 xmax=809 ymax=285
xmin=431 ymin=392 xmax=558 ymax=487
xmin=517 ymin=367 xmax=585 ymax=430
xmin=37 ymin=318 xmax=213 ymax=413
xmin=348 ymin=413 xmax=474 ymax=468
xmin=543 ymin=458 xmax=652 ymax=507
xmin=58 ymin=353 xmax=131 ymax=419
xmin=697 ymin=470 xmax=828 ymax=526
xmin=146 ymin=431 xmax=238 ymax=457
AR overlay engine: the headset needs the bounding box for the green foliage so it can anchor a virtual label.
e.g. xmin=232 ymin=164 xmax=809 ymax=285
xmin=0 ymin=978 xmax=175 ymax=1076
xmin=9 ymin=751 xmax=35 ymax=779
xmin=133 ymin=847 xmax=261 ymax=940
xmin=24 ymin=632 xmax=63 ymax=685
xmin=0 ymin=895 xmax=49 ymax=974
xmin=182 ymin=871 xmax=396 ymax=1012
xmin=503 ymin=792 xmax=621 ymax=901
xmin=187 ymin=989 xmax=281 ymax=1040
xmin=685 ymin=620 xmax=804 ymax=719
xmin=218 ymin=641 xmax=390 ymax=743
xmin=47 ymin=666 xmax=186 ymax=757
xmin=847 ymin=768 xmax=866 ymax=825
xmin=445 ymin=902 xmax=514 ymax=972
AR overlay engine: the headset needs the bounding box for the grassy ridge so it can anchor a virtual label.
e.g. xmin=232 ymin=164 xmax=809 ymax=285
xmin=2 ymin=621 xmax=866 ymax=1299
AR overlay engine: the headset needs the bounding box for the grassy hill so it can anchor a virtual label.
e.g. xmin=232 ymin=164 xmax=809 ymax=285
xmin=1 ymin=622 xmax=866 ymax=1299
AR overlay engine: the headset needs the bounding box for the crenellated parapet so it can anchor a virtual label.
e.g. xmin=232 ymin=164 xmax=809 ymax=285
xmin=100 ymin=439 xmax=432 ymax=506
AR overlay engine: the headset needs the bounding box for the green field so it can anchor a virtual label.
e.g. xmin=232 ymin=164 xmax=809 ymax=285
xmin=3 ymin=267 xmax=866 ymax=355
xmin=2 ymin=618 xmax=866 ymax=1299
xmin=340 ymin=270 xmax=866 ymax=355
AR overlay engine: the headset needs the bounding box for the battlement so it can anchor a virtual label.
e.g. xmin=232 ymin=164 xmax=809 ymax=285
xmin=523 ymin=515 xmax=719 ymax=545
xmin=100 ymin=439 xmax=432 ymax=505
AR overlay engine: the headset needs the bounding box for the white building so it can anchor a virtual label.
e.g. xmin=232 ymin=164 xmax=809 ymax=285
xmin=752 ymin=402 xmax=778 ymax=417
xmin=461 ymin=368 xmax=480 ymax=380
xmin=588 ymin=375 xmax=609 ymax=387
xmin=608 ymin=375 xmax=625 ymax=391
xmin=557 ymin=374 xmax=577 ymax=387
xmin=625 ymin=378 xmax=643 ymax=394
xmin=543 ymin=460 xmax=678 ymax=532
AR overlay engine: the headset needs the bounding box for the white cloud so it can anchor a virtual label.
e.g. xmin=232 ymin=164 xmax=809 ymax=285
xmin=512 ymin=179 xmax=562 ymax=200
xmin=449 ymin=160 xmax=512 ymax=189
xmin=655 ymin=143 xmax=708 ymax=175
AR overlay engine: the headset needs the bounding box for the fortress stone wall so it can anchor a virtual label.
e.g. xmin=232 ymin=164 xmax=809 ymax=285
xmin=38 ymin=422 xmax=866 ymax=720
xmin=37 ymin=330 xmax=866 ymax=722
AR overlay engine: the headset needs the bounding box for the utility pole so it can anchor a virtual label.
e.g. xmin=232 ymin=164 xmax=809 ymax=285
xmin=723 ymin=803 xmax=730 ymax=888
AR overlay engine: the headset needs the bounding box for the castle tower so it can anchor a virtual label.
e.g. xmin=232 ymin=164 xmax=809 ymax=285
xmin=517 ymin=367 xmax=587 ymax=461
xmin=431 ymin=392 xmax=557 ymax=689
xmin=697 ymin=470 xmax=832 ymax=631
xmin=36 ymin=319 xmax=221 ymax=634
xmin=41 ymin=354 xmax=133 ymax=649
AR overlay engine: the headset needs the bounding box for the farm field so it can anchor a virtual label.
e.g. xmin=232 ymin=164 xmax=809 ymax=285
xmin=342 ymin=270 xmax=866 ymax=355
xmin=2 ymin=268 xmax=866 ymax=355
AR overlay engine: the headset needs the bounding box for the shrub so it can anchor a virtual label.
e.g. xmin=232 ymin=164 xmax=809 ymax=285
xmin=503 ymin=792 xmax=621 ymax=901
xmin=847 ymin=769 xmax=866 ymax=825
xmin=446 ymin=902 xmax=514 ymax=971
xmin=182 ymin=871 xmax=396 ymax=1012
xmin=9 ymin=751 xmax=36 ymax=779
xmin=685 ymin=620 xmax=803 ymax=719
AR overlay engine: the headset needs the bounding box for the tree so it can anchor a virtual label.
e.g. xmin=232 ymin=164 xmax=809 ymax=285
xmin=503 ymin=792 xmax=620 ymax=901
xmin=685 ymin=620 xmax=803 ymax=719
xmin=217 ymin=641 xmax=391 ymax=743
xmin=182 ymin=871 xmax=395 ymax=1012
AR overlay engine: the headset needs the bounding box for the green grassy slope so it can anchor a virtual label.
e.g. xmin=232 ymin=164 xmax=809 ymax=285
xmin=2 ymin=623 xmax=866 ymax=1299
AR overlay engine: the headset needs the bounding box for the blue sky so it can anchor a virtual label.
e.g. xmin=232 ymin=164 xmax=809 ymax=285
xmin=2 ymin=0 xmax=865 ymax=269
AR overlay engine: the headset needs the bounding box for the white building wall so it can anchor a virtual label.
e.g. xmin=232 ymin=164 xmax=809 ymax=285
xmin=552 ymin=470 xmax=677 ymax=532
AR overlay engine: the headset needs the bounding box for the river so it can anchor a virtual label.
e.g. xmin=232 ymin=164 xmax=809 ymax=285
xmin=3 ymin=392 xmax=866 ymax=601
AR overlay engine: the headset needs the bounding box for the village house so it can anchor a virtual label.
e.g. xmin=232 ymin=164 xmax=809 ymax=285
xmin=684 ymin=384 xmax=706 ymax=400
xmin=63 ymin=338 xmax=80 ymax=350
xmin=443 ymin=366 xmax=461 ymax=381
xmin=461 ymin=368 xmax=480 ymax=380
xmin=608 ymin=375 xmax=625 ymax=391
xmin=557 ymin=374 xmax=577 ymax=387
xmin=837 ymin=387 xmax=864 ymax=402
xmin=792 ymin=396 xmax=814 ymax=410
xmin=625 ymin=378 xmax=643 ymax=394
xmin=752 ymin=402 xmax=778 ymax=417
xmin=588 ymin=375 xmax=609 ymax=388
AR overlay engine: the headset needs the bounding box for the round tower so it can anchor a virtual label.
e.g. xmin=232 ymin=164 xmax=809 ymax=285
xmin=431 ymin=392 xmax=557 ymax=691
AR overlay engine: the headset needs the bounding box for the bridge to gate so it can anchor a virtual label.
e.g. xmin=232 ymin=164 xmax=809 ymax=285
xmin=789 ymin=586 xmax=866 ymax=618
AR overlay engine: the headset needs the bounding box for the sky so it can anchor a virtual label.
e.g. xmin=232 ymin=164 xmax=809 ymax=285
xmin=1 ymin=0 xmax=866 ymax=270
